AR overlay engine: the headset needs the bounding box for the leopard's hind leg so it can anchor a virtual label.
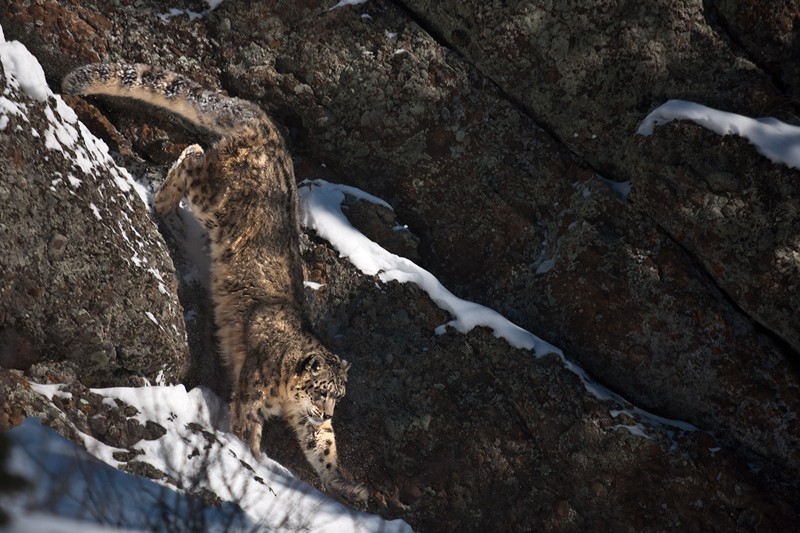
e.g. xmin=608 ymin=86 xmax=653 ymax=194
xmin=155 ymin=143 xmax=206 ymax=217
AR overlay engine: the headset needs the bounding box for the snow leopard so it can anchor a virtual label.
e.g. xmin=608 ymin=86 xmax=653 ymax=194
xmin=62 ymin=63 xmax=368 ymax=502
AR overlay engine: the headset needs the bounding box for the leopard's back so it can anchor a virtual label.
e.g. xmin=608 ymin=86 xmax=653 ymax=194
xmin=198 ymin=125 xmax=306 ymax=382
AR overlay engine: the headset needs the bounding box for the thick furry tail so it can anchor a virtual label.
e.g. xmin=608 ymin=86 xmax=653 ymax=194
xmin=62 ymin=63 xmax=264 ymax=134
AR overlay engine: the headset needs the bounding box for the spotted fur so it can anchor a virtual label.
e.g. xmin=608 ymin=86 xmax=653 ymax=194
xmin=63 ymin=63 xmax=368 ymax=502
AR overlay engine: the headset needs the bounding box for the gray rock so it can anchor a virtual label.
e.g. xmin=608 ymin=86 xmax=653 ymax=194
xmin=297 ymin=234 xmax=800 ymax=532
xmin=715 ymin=0 xmax=800 ymax=90
xmin=0 ymin=59 xmax=187 ymax=386
xmin=348 ymin=0 xmax=800 ymax=471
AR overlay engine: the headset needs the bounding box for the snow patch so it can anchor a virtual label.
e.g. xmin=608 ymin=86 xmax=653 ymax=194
xmin=0 ymin=95 xmax=28 ymax=132
xmin=300 ymin=179 xmax=558 ymax=356
xmin=303 ymin=281 xmax=323 ymax=290
xmin=596 ymin=174 xmax=631 ymax=201
xmin=158 ymin=1 xmax=226 ymax=21
xmin=329 ymin=0 xmax=368 ymax=11
xmin=6 ymin=419 xmax=249 ymax=532
xmin=5 ymin=511 xmax=142 ymax=533
xmin=638 ymin=99 xmax=800 ymax=170
xmin=7 ymin=385 xmax=414 ymax=532
xmin=0 ymin=32 xmax=49 ymax=101
xmin=535 ymin=258 xmax=557 ymax=274
xmin=89 ymin=203 xmax=102 ymax=220
xmin=29 ymin=383 xmax=73 ymax=402
xmin=613 ymin=423 xmax=653 ymax=440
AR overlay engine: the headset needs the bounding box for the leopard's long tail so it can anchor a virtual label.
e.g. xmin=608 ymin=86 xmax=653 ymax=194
xmin=62 ymin=63 xmax=265 ymax=134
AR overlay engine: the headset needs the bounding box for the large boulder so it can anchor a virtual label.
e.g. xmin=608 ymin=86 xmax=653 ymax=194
xmin=299 ymin=231 xmax=799 ymax=531
xmin=0 ymin=36 xmax=187 ymax=386
xmin=391 ymin=0 xmax=800 ymax=370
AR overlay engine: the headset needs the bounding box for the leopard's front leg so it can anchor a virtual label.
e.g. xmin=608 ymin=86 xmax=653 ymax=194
xmin=289 ymin=415 xmax=369 ymax=502
xmin=230 ymin=388 xmax=267 ymax=459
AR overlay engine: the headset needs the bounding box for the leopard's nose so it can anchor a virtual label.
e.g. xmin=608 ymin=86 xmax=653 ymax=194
xmin=323 ymin=413 xmax=332 ymax=421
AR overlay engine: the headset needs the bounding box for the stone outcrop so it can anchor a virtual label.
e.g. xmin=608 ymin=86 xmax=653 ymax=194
xmin=3 ymin=232 xmax=799 ymax=530
xmin=393 ymin=0 xmax=800 ymax=351
xmin=0 ymin=54 xmax=187 ymax=387
xmin=387 ymin=0 xmax=800 ymax=469
xmin=300 ymin=217 xmax=800 ymax=530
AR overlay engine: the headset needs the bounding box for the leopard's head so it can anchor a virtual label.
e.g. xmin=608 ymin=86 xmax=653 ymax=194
xmin=288 ymin=348 xmax=351 ymax=427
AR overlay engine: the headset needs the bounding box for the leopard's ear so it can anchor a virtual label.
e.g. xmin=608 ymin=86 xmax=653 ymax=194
xmin=298 ymin=354 xmax=324 ymax=376
xmin=341 ymin=359 xmax=351 ymax=372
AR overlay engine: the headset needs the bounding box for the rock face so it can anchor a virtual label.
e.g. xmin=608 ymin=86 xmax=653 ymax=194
xmin=0 ymin=54 xmax=187 ymax=387
xmin=1 ymin=0 xmax=799 ymax=530
xmin=388 ymin=0 xmax=800 ymax=469
xmin=715 ymin=0 xmax=800 ymax=91
xmin=222 ymin=0 xmax=800 ymax=477
xmin=395 ymin=0 xmax=800 ymax=348
xmin=301 ymin=238 xmax=799 ymax=531
xmin=3 ymin=234 xmax=799 ymax=530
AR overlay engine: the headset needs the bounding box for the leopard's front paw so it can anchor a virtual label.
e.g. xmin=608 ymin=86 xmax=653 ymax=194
xmin=326 ymin=476 xmax=369 ymax=503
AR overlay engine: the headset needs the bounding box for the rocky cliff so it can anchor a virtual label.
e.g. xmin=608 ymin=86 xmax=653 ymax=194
xmin=1 ymin=1 xmax=798 ymax=531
